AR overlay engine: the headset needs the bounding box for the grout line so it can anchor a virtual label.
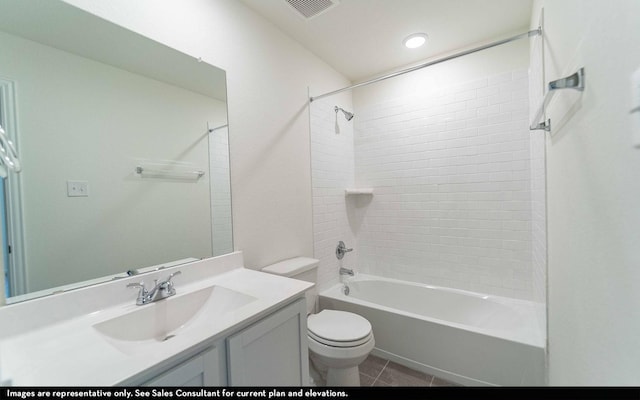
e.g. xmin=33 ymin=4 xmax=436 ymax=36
xmin=365 ymin=358 xmax=457 ymax=387
xmin=370 ymin=359 xmax=389 ymax=386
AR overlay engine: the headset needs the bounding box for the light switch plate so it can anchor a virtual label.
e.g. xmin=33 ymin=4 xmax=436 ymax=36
xmin=67 ymin=180 xmax=89 ymax=197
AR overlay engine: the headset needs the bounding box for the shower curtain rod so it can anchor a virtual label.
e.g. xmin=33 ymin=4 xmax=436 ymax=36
xmin=309 ymin=28 xmax=542 ymax=103
xmin=207 ymin=123 xmax=228 ymax=133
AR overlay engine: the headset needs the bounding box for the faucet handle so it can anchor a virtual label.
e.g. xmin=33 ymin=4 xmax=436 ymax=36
xmin=167 ymin=270 xmax=182 ymax=281
xmin=161 ymin=271 xmax=181 ymax=295
xmin=163 ymin=270 xmax=181 ymax=285
xmin=127 ymin=281 xmax=147 ymax=305
xmin=126 ymin=281 xmax=146 ymax=290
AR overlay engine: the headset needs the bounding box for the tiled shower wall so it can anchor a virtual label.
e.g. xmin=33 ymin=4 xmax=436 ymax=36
xmin=310 ymin=99 xmax=357 ymax=292
xmin=354 ymin=68 xmax=535 ymax=300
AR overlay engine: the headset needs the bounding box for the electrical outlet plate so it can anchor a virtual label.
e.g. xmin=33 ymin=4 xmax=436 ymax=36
xmin=67 ymin=180 xmax=89 ymax=197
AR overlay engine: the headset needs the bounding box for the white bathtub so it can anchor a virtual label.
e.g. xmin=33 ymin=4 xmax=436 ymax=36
xmin=319 ymin=274 xmax=546 ymax=386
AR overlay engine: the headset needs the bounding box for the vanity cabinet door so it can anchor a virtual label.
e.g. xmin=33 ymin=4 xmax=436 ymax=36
xmin=227 ymin=298 xmax=308 ymax=386
xmin=143 ymin=344 xmax=226 ymax=386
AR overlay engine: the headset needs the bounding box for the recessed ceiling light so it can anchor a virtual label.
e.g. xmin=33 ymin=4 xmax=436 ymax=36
xmin=403 ymin=33 xmax=428 ymax=49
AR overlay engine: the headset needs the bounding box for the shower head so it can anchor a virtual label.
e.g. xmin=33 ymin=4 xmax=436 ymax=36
xmin=335 ymin=106 xmax=354 ymax=121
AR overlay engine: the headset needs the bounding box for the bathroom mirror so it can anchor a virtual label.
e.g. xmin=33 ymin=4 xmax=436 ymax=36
xmin=0 ymin=0 xmax=232 ymax=303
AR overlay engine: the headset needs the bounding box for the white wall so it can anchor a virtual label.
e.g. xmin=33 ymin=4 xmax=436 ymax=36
xmin=352 ymin=41 xmax=537 ymax=300
xmin=61 ymin=0 xmax=351 ymax=270
xmin=209 ymin=126 xmax=233 ymax=257
xmin=528 ymin=25 xmax=547 ymax=306
xmin=0 ymin=30 xmax=225 ymax=292
xmin=530 ymin=0 xmax=640 ymax=385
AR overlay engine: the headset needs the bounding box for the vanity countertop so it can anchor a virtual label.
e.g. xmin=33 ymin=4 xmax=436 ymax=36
xmin=0 ymin=253 xmax=313 ymax=386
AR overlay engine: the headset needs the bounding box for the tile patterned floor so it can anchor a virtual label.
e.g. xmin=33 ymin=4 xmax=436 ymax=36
xmin=359 ymin=354 xmax=460 ymax=387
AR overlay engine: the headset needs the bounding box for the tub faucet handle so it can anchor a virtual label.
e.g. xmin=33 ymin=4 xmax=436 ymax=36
xmin=336 ymin=241 xmax=353 ymax=259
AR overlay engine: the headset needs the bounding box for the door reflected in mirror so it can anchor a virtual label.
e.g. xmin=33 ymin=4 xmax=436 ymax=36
xmin=0 ymin=0 xmax=232 ymax=303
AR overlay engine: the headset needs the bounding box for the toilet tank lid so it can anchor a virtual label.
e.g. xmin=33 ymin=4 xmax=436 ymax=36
xmin=261 ymin=257 xmax=319 ymax=277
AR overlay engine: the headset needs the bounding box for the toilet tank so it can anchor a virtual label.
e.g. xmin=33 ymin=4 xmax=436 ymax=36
xmin=261 ymin=257 xmax=319 ymax=314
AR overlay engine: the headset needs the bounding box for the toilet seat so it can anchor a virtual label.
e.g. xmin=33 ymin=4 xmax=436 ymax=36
xmin=308 ymin=330 xmax=373 ymax=347
xmin=307 ymin=310 xmax=373 ymax=348
xmin=307 ymin=331 xmax=375 ymax=364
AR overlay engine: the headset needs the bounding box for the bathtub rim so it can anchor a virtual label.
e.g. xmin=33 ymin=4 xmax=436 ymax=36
xmin=322 ymin=273 xmax=546 ymax=349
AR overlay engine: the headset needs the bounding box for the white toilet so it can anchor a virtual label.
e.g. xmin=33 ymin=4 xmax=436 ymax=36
xmin=261 ymin=257 xmax=375 ymax=386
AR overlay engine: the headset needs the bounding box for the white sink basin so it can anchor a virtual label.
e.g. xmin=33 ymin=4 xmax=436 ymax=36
xmin=93 ymin=285 xmax=256 ymax=354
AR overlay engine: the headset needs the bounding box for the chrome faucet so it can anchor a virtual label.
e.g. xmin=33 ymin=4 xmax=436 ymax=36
xmin=127 ymin=271 xmax=181 ymax=306
xmin=339 ymin=267 xmax=354 ymax=277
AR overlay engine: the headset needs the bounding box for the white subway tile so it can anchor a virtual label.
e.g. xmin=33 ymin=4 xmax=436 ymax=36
xmin=488 ymin=71 xmax=513 ymax=85
xmin=313 ymin=69 xmax=536 ymax=301
xmin=488 ymin=92 xmax=513 ymax=105
xmin=466 ymin=97 xmax=489 ymax=109
xmin=477 ymin=85 xmax=500 ymax=98
xmin=512 ymin=69 xmax=529 ymax=80
xmin=488 ymin=112 xmax=513 ymax=125
xmin=455 ymin=89 xmax=477 ymax=102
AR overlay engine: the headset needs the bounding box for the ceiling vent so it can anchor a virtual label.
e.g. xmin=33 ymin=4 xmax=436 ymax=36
xmin=285 ymin=0 xmax=340 ymax=20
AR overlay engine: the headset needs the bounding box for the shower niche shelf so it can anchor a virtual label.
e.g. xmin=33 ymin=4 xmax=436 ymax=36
xmin=345 ymin=188 xmax=374 ymax=197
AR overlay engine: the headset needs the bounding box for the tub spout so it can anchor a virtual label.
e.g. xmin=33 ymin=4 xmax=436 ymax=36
xmin=339 ymin=267 xmax=354 ymax=276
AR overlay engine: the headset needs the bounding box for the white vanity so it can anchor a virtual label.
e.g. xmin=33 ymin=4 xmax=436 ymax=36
xmin=0 ymin=252 xmax=313 ymax=386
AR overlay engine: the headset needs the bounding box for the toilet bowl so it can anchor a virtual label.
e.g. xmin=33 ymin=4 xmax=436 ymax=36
xmin=261 ymin=257 xmax=375 ymax=386
xmin=307 ymin=309 xmax=375 ymax=386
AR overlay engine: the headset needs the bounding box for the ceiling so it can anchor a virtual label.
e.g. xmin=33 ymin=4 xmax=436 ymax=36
xmin=239 ymin=0 xmax=533 ymax=82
